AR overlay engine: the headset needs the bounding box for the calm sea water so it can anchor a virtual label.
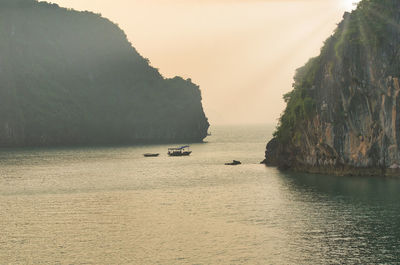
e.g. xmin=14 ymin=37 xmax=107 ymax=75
xmin=1 ymin=125 xmax=400 ymax=264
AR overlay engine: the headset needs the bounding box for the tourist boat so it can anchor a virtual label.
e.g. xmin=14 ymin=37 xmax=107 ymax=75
xmin=168 ymin=146 xmax=192 ymax=156
xmin=143 ymin=153 xmax=160 ymax=157
xmin=225 ymin=160 xmax=241 ymax=166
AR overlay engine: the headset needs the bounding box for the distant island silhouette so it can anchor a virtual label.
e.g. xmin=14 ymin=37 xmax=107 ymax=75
xmin=0 ymin=0 xmax=209 ymax=146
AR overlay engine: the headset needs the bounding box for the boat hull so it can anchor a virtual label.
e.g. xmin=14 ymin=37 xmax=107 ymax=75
xmin=168 ymin=151 xmax=192 ymax=157
xmin=225 ymin=160 xmax=241 ymax=165
xmin=143 ymin=154 xmax=160 ymax=157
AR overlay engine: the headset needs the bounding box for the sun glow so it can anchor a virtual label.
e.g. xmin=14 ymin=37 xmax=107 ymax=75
xmin=342 ymin=0 xmax=359 ymax=11
xmin=52 ymin=0 xmax=349 ymax=124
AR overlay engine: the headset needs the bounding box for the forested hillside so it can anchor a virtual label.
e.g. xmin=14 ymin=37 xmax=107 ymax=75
xmin=0 ymin=0 xmax=209 ymax=146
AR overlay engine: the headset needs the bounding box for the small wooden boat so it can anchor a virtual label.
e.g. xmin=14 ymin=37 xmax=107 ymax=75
xmin=143 ymin=153 xmax=160 ymax=157
xmin=225 ymin=160 xmax=241 ymax=166
xmin=168 ymin=146 xmax=192 ymax=156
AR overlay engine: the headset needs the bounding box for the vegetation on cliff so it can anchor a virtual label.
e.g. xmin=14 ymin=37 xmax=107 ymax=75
xmin=266 ymin=0 xmax=400 ymax=175
xmin=0 ymin=0 xmax=209 ymax=146
xmin=273 ymin=57 xmax=318 ymax=144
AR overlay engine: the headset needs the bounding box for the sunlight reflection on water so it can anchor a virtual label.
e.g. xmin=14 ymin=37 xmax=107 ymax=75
xmin=1 ymin=125 xmax=400 ymax=264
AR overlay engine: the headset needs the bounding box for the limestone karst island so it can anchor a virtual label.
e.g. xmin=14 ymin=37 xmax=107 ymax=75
xmin=264 ymin=0 xmax=400 ymax=177
xmin=0 ymin=0 xmax=209 ymax=146
xmin=2 ymin=0 xmax=400 ymax=264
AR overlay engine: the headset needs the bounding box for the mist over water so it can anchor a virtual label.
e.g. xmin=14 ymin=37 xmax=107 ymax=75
xmin=1 ymin=125 xmax=400 ymax=264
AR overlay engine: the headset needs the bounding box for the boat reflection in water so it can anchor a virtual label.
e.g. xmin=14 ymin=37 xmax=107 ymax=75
xmin=168 ymin=146 xmax=192 ymax=156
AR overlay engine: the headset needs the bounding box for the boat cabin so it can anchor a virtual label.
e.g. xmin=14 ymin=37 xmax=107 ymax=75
xmin=168 ymin=145 xmax=192 ymax=156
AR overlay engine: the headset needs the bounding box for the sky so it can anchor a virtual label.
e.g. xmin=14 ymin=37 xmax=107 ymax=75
xmin=50 ymin=0 xmax=358 ymax=125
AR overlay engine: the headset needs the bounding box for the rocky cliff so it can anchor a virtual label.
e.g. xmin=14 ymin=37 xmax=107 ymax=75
xmin=0 ymin=0 xmax=209 ymax=146
xmin=264 ymin=0 xmax=400 ymax=176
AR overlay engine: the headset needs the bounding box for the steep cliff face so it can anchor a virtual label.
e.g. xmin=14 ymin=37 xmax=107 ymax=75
xmin=264 ymin=0 xmax=400 ymax=176
xmin=0 ymin=0 xmax=209 ymax=146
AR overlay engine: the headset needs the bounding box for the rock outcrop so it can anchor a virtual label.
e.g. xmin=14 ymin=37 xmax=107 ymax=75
xmin=264 ymin=0 xmax=400 ymax=176
xmin=0 ymin=0 xmax=209 ymax=146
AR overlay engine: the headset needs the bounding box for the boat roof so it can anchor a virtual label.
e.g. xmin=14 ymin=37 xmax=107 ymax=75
xmin=168 ymin=145 xmax=190 ymax=150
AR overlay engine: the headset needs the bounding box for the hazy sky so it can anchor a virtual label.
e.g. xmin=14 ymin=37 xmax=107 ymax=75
xmin=51 ymin=0 xmax=358 ymax=125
